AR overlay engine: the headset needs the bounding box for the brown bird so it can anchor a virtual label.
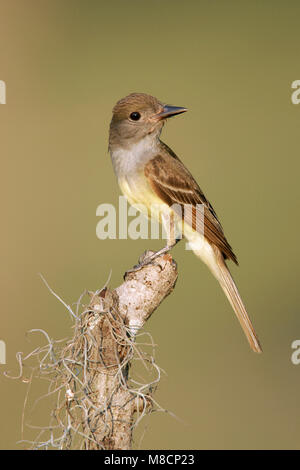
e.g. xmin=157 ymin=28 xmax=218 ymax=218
xmin=109 ymin=92 xmax=262 ymax=353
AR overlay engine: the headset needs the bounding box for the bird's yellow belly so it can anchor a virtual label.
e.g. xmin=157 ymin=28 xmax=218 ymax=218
xmin=119 ymin=174 xmax=170 ymax=221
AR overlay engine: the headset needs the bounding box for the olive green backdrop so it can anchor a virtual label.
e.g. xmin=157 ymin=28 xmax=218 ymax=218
xmin=1 ymin=0 xmax=300 ymax=449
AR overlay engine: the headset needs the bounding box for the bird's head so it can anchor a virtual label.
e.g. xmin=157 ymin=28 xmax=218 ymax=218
xmin=109 ymin=93 xmax=187 ymax=150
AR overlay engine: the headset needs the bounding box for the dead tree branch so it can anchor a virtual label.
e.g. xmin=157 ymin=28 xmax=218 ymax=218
xmin=8 ymin=250 xmax=178 ymax=450
xmin=81 ymin=250 xmax=178 ymax=449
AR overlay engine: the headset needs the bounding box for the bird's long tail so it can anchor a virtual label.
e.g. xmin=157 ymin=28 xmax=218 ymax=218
xmin=193 ymin=242 xmax=262 ymax=353
xmin=216 ymin=256 xmax=262 ymax=353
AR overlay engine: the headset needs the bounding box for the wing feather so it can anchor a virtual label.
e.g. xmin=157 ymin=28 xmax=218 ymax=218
xmin=144 ymin=150 xmax=238 ymax=264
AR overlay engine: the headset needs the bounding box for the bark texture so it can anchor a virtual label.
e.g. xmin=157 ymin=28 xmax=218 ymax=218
xmin=81 ymin=251 xmax=178 ymax=449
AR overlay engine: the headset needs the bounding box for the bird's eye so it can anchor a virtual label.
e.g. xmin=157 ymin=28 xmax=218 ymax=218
xmin=130 ymin=112 xmax=141 ymax=121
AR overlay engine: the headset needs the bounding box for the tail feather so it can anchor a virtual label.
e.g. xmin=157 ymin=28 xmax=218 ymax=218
xmin=192 ymin=238 xmax=262 ymax=353
xmin=215 ymin=253 xmax=262 ymax=353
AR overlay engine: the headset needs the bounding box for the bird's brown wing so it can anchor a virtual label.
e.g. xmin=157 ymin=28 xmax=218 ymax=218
xmin=144 ymin=151 xmax=238 ymax=264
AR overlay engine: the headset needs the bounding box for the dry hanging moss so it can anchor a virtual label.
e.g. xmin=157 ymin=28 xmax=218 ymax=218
xmin=6 ymin=251 xmax=178 ymax=450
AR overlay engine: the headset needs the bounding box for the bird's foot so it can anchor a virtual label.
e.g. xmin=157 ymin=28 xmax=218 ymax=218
xmin=124 ymin=248 xmax=171 ymax=279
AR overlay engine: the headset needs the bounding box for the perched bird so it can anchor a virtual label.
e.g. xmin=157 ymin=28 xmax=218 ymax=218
xmin=109 ymin=93 xmax=262 ymax=353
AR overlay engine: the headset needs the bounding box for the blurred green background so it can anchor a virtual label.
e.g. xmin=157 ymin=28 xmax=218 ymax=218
xmin=1 ymin=0 xmax=300 ymax=450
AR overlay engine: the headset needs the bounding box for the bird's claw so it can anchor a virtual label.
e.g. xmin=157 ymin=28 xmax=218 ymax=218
xmin=123 ymin=254 xmax=159 ymax=279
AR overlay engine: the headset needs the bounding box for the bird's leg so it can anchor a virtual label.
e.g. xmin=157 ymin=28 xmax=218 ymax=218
xmin=143 ymin=237 xmax=181 ymax=264
xmin=142 ymin=236 xmax=181 ymax=263
xmin=124 ymin=238 xmax=181 ymax=277
xmin=125 ymin=214 xmax=181 ymax=276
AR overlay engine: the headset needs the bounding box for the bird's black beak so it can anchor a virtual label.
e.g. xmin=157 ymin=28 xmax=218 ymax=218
xmin=155 ymin=105 xmax=187 ymax=120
